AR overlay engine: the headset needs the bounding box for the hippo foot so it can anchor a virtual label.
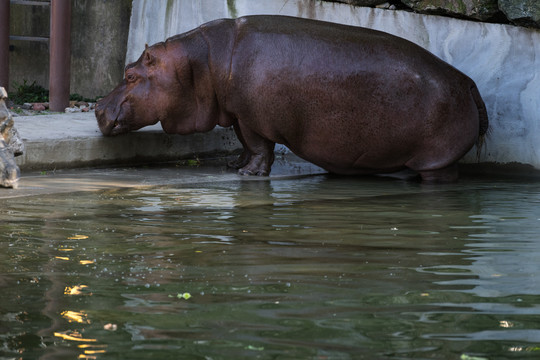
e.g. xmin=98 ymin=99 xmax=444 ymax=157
xmin=237 ymin=154 xmax=272 ymax=176
xmin=238 ymin=167 xmax=269 ymax=176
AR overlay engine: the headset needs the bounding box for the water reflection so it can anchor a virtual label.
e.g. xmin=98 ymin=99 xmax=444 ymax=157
xmin=421 ymin=184 xmax=540 ymax=298
xmin=1 ymin=176 xmax=540 ymax=358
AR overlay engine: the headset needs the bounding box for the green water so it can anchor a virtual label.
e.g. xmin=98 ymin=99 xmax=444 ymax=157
xmin=1 ymin=175 xmax=540 ymax=359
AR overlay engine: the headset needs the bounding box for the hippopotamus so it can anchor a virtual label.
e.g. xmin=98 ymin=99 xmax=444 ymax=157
xmin=0 ymin=87 xmax=23 ymax=189
xmin=96 ymin=15 xmax=488 ymax=182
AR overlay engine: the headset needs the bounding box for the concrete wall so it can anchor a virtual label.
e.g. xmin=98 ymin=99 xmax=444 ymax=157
xmin=126 ymin=0 xmax=540 ymax=171
xmin=70 ymin=0 xmax=132 ymax=98
xmin=8 ymin=1 xmax=50 ymax=92
xmin=8 ymin=0 xmax=132 ymax=98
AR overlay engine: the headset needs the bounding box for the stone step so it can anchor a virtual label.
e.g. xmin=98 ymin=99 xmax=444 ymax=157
xmin=13 ymin=112 xmax=242 ymax=171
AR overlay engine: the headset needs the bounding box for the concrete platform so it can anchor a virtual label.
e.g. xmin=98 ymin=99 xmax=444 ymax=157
xmin=13 ymin=112 xmax=242 ymax=171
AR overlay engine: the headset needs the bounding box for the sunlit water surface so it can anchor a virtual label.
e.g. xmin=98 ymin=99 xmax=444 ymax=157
xmin=1 ymin=175 xmax=540 ymax=359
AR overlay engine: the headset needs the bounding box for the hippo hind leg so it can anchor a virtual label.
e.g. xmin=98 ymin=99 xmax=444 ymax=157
xmin=238 ymin=140 xmax=275 ymax=176
xmin=416 ymin=163 xmax=459 ymax=183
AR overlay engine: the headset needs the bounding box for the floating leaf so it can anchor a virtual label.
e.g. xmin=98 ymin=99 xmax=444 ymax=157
xmin=461 ymin=354 xmax=488 ymax=360
xmin=245 ymin=345 xmax=264 ymax=351
xmin=177 ymin=292 xmax=192 ymax=300
xmin=103 ymin=323 xmax=118 ymax=331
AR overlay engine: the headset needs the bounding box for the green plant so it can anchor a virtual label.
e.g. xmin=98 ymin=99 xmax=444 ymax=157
xmin=9 ymin=80 xmax=49 ymax=104
xmin=70 ymin=93 xmax=98 ymax=102
xmin=8 ymin=80 xmax=103 ymax=105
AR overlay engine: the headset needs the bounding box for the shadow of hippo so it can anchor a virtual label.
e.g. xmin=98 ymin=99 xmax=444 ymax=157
xmin=0 ymin=87 xmax=24 ymax=189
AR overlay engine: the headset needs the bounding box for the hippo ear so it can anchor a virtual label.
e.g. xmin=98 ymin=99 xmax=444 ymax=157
xmin=143 ymin=48 xmax=156 ymax=67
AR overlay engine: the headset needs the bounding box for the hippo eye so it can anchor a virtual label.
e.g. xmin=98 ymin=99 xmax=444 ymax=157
xmin=126 ymin=73 xmax=136 ymax=82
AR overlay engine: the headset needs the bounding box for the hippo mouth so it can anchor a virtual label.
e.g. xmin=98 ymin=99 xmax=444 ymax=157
xmin=98 ymin=117 xmax=123 ymax=136
xmin=96 ymin=100 xmax=131 ymax=136
xmin=110 ymin=118 xmax=123 ymax=135
xmin=106 ymin=104 xmax=129 ymax=136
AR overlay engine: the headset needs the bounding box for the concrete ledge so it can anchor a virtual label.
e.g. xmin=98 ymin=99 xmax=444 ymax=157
xmin=13 ymin=112 xmax=242 ymax=171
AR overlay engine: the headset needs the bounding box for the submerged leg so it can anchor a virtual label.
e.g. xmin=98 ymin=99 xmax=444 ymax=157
xmin=417 ymin=163 xmax=459 ymax=183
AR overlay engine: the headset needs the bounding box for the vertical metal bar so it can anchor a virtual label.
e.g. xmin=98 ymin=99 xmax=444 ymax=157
xmin=0 ymin=0 xmax=10 ymax=91
xmin=49 ymin=0 xmax=71 ymax=112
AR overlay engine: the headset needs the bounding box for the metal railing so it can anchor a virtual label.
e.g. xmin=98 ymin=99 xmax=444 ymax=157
xmin=0 ymin=0 xmax=71 ymax=111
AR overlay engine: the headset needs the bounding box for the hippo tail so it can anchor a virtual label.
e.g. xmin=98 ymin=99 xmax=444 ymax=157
xmin=471 ymin=84 xmax=489 ymax=160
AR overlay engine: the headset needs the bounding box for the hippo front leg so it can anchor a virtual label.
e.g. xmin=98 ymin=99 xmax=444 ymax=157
xmin=234 ymin=123 xmax=275 ymax=176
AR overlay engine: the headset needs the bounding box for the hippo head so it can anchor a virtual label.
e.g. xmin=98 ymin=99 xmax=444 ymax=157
xmin=96 ymin=43 xmax=186 ymax=136
xmin=0 ymin=88 xmax=21 ymax=189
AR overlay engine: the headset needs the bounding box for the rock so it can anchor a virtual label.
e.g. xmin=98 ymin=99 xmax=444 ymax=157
xmin=32 ymin=103 xmax=46 ymax=111
xmin=499 ymin=0 xmax=540 ymax=28
xmin=0 ymin=87 xmax=22 ymax=189
xmin=65 ymin=107 xmax=82 ymax=113
xmin=376 ymin=2 xmax=397 ymax=9
xmin=400 ymin=0 xmax=500 ymax=21
xmin=327 ymin=0 xmax=391 ymax=6
xmin=22 ymin=103 xmax=32 ymax=110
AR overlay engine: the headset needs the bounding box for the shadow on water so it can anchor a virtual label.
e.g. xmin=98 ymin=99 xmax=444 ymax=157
xmin=2 ymin=174 xmax=540 ymax=359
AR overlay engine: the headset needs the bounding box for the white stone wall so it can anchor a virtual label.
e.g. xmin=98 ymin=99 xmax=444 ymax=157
xmin=127 ymin=0 xmax=540 ymax=170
